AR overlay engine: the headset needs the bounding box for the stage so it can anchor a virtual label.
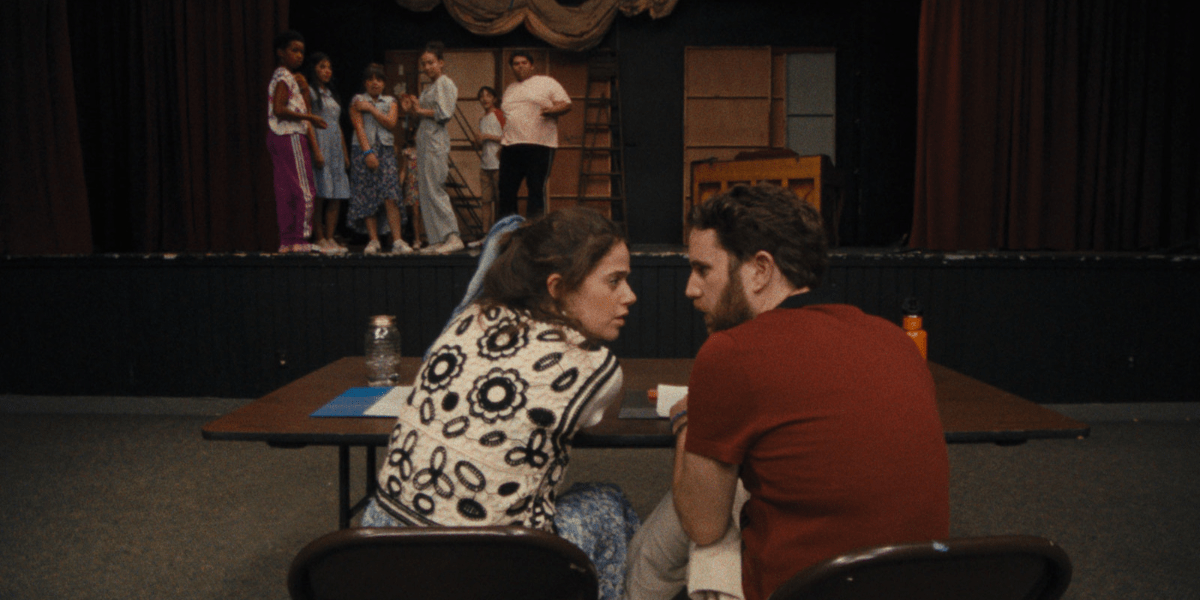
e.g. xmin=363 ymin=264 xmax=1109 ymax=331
xmin=2 ymin=247 xmax=1197 ymax=404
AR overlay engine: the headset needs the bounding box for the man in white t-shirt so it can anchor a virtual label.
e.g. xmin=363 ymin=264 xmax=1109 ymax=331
xmin=498 ymin=51 xmax=571 ymax=218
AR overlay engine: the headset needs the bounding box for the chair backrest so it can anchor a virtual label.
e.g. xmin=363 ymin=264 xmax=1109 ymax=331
xmin=768 ymin=535 xmax=1071 ymax=600
xmin=288 ymin=526 xmax=598 ymax=600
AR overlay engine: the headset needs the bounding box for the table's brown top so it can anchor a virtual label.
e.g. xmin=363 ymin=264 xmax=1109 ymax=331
xmin=926 ymin=362 xmax=1089 ymax=443
xmin=202 ymin=357 xmax=1088 ymax=448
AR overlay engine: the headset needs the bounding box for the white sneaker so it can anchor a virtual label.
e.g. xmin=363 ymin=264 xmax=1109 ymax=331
xmin=318 ymin=239 xmax=347 ymax=254
xmin=364 ymin=239 xmax=382 ymax=255
xmin=391 ymin=239 xmax=413 ymax=254
xmin=432 ymin=234 xmax=465 ymax=255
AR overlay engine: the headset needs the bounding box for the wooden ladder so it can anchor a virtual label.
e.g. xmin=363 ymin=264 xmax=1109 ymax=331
xmin=576 ymin=50 xmax=627 ymax=227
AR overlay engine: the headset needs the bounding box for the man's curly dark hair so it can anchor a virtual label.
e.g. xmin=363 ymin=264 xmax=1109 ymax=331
xmin=688 ymin=184 xmax=828 ymax=290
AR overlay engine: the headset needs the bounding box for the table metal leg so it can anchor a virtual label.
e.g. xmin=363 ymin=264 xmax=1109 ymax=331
xmin=332 ymin=445 xmax=385 ymax=529
xmin=366 ymin=446 xmax=377 ymax=497
xmin=338 ymin=445 xmax=350 ymax=529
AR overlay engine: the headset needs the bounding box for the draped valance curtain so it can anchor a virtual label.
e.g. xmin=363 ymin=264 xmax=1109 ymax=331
xmin=394 ymin=0 xmax=679 ymax=51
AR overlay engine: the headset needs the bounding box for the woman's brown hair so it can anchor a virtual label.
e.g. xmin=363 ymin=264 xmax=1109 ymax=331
xmin=480 ymin=207 xmax=626 ymax=328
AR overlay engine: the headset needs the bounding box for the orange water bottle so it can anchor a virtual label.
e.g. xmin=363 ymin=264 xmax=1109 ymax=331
xmin=901 ymin=297 xmax=927 ymax=360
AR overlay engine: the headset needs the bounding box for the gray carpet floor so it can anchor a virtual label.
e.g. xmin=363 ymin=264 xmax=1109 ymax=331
xmin=1 ymin=398 xmax=1197 ymax=600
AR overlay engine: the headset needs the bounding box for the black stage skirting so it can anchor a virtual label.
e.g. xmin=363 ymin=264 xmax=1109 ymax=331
xmin=3 ymin=248 xmax=1198 ymax=403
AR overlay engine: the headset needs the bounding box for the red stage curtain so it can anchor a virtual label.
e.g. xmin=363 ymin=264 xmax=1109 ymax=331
xmin=912 ymin=0 xmax=1199 ymax=251
xmin=66 ymin=0 xmax=290 ymax=253
xmin=3 ymin=0 xmax=290 ymax=254
xmin=0 ymin=0 xmax=92 ymax=255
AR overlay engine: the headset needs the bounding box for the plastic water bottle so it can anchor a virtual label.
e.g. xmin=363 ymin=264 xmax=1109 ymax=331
xmin=365 ymin=315 xmax=401 ymax=386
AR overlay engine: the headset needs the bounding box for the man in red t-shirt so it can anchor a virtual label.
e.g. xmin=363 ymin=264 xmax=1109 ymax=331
xmin=624 ymin=184 xmax=949 ymax=600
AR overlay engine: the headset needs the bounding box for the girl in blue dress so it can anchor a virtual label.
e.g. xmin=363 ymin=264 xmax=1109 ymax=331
xmin=304 ymin=52 xmax=350 ymax=254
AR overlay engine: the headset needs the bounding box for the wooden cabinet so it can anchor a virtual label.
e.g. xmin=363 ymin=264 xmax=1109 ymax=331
xmin=689 ymin=153 xmax=841 ymax=244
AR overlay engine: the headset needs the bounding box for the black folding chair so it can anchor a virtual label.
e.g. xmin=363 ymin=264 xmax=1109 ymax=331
xmin=288 ymin=526 xmax=598 ymax=600
xmin=768 ymin=535 xmax=1071 ymax=600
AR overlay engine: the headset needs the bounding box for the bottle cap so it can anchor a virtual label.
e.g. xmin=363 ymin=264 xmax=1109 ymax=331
xmin=901 ymin=297 xmax=923 ymax=316
xmin=370 ymin=315 xmax=396 ymax=327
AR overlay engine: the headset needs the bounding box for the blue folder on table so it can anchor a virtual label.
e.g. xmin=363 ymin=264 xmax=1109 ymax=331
xmin=311 ymin=387 xmax=396 ymax=418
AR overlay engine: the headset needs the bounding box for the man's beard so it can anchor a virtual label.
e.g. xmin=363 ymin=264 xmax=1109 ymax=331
xmin=704 ymin=268 xmax=755 ymax=333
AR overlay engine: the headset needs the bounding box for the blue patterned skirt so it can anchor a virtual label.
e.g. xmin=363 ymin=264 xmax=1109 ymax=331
xmin=347 ymin=144 xmax=402 ymax=234
xmin=361 ymin=481 xmax=639 ymax=600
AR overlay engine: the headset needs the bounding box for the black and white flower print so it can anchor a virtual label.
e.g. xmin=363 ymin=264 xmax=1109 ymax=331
xmin=477 ymin=316 xmax=529 ymax=361
xmin=468 ymin=367 xmax=529 ymax=423
xmin=421 ymin=345 xmax=467 ymax=393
